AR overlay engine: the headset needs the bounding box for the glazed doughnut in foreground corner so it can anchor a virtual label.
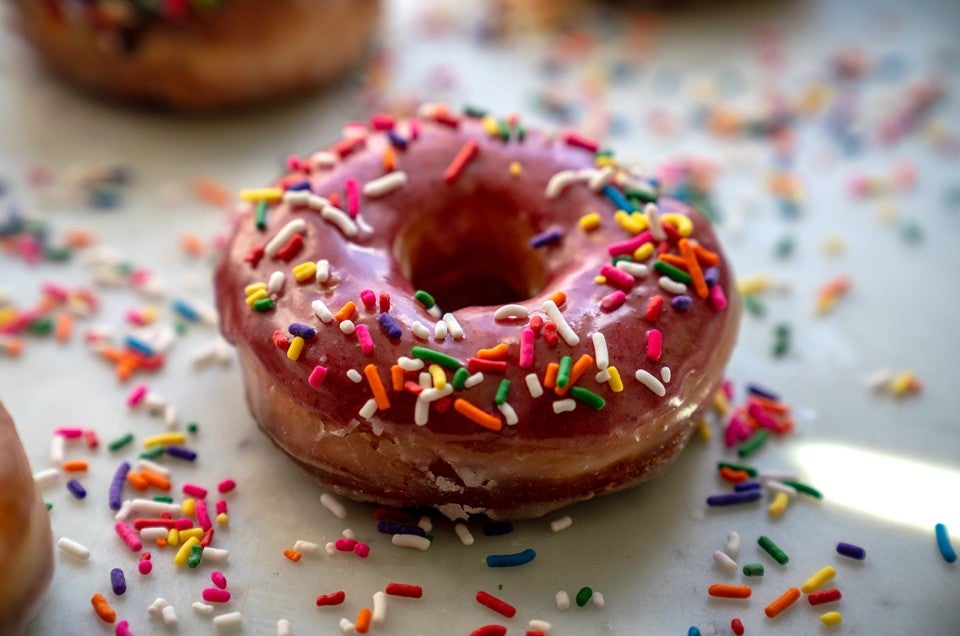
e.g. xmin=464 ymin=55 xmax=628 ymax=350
xmin=0 ymin=402 xmax=54 ymax=635
xmin=214 ymin=104 xmax=741 ymax=519
xmin=9 ymin=0 xmax=380 ymax=112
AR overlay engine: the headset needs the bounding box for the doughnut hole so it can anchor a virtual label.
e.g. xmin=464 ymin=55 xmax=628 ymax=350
xmin=393 ymin=193 xmax=548 ymax=311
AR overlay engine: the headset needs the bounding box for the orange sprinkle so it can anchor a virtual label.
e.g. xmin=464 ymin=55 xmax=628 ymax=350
xmin=817 ymin=275 xmax=851 ymax=297
xmin=191 ymin=177 xmax=232 ymax=208
xmin=748 ymin=395 xmax=791 ymax=415
xmin=54 ymin=311 xmax=74 ymax=343
xmin=91 ymin=593 xmax=116 ymax=624
xmin=4 ymin=338 xmax=23 ymax=357
xmin=61 ymin=459 xmax=89 ymax=473
xmin=139 ymin=468 xmax=171 ymax=491
xmin=37 ymin=294 xmax=59 ymax=312
xmin=765 ymin=587 xmax=801 ymax=618
xmin=549 ymin=290 xmax=567 ymax=307
xmin=355 ymin=608 xmax=372 ymax=634
xmin=555 ymin=353 xmax=594 ymax=396
xmin=708 ymin=584 xmax=752 ymax=599
xmin=390 ymin=364 xmax=405 ymax=391
xmin=283 ymin=549 xmax=302 ymax=563
xmin=656 ymin=253 xmax=690 ymax=269
xmin=126 ymin=471 xmax=149 ymax=492
xmin=543 ymin=362 xmax=560 ymax=389
xmin=179 ymin=233 xmax=206 ymax=257
xmin=477 ymin=343 xmax=509 ymax=360
xmin=453 ymin=398 xmax=502 ymax=432
xmin=334 ymin=301 xmax=357 ymax=323
xmin=156 ymin=537 xmax=167 ymax=548
xmin=692 ymin=244 xmax=720 ymax=266
xmin=63 ymin=228 xmax=96 ymax=248
xmin=444 ymin=138 xmax=479 ymax=184
xmin=719 ymin=466 xmax=750 ymax=483
xmin=382 ymin=146 xmax=396 ymax=172
xmin=364 ymin=364 xmax=390 ymax=410
xmin=679 ymin=238 xmax=709 ymax=299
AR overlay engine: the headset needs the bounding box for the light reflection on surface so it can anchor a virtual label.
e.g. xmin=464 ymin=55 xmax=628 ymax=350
xmin=789 ymin=441 xmax=960 ymax=531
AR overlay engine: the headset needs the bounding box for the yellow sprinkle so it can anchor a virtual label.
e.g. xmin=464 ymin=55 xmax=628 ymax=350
xmin=820 ymin=611 xmax=843 ymax=627
xmin=737 ymin=275 xmax=773 ymax=296
xmin=216 ymin=513 xmax=229 ymax=526
xmin=594 ymin=275 xmax=607 ymax=285
xmin=287 ymin=336 xmax=305 ymax=361
xmin=660 ymin=212 xmax=693 ymax=237
xmin=238 ymin=187 xmax=283 ymax=202
xmin=822 ymin=234 xmax=845 ymax=256
xmin=814 ymin=294 xmax=839 ymax=315
xmin=632 ymin=242 xmax=654 ymax=262
xmin=509 ymin=161 xmax=522 ymax=176
xmin=713 ymin=391 xmax=729 ymax=415
xmin=291 ymin=261 xmax=317 ymax=283
xmin=800 ymin=565 xmax=837 ymax=594
xmin=696 ymin=418 xmax=712 ymax=441
xmin=614 ymin=210 xmax=647 ymax=235
xmin=0 ymin=307 xmax=16 ymax=329
xmin=482 ymin=115 xmax=500 ymax=137
xmin=167 ymin=528 xmax=180 ymax=547
xmin=594 ymin=155 xmax=616 ymax=168
xmin=179 ymin=527 xmax=204 ymax=541
xmin=889 ymin=370 xmax=918 ymax=396
xmin=141 ymin=306 xmax=158 ymax=324
xmin=181 ymin=497 xmax=196 ymax=516
xmin=174 ymin=536 xmax=200 ymax=566
xmin=579 ymin=212 xmax=601 ymax=231
xmin=428 ymin=364 xmax=446 ymax=390
xmin=143 ymin=432 xmax=186 ymax=448
xmin=768 ymin=491 xmax=790 ymax=517
xmin=607 ymin=366 xmax=624 ymax=393
xmin=245 ymin=288 xmax=269 ymax=307
xmin=243 ymin=282 xmax=267 ymax=296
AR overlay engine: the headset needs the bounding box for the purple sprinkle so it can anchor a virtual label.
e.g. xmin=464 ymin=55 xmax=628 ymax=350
xmin=288 ymin=322 xmax=317 ymax=339
xmin=378 ymin=313 xmax=403 ymax=341
xmin=387 ymin=130 xmax=409 ymax=150
xmin=671 ymin=295 xmax=693 ymax=311
xmin=703 ymin=266 xmax=720 ymax=287
xmin=284 ymin=179 xmax=312 ymax=191
xmin=733 ymin=480 xmax=762 ymax=492
xmin=377 ymin=521 xmax=427 ymax=537
xmin=836 ymin=542 xmax=866 ymax=560
xmin=483 ymin=521 xmax=514 ymax=536
xmin=109 ymin=461 xmax=131 ymax=511
xmin=110 ymin=567 xmax=127 ymax=595
xmin=529 ymin=228 xmax=564 ymax=248
xmin=746 ymin=383 xmax=781 ymax=401
xmin=706 ymin=490 xmax=762 ymax=507
xmin=67 ymin=478 xmax=87 ymax=500
xmin=165 ymin=445 xmax=197 ymax=461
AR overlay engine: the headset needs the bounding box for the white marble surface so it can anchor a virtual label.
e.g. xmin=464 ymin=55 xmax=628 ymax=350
xmin=1 ymin=0 xmax=959 ymax=634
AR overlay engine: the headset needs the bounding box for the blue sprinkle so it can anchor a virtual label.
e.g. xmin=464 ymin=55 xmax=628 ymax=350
xmin=109 ymin=462 xmax=131 ymax=511
xmin=529 ymin=228 xmax=563 ymax=248
xmin=703 ymin=266 xmax=720 ymax=287
xmin=288 ymin=322 xmax=317 ymax=340
xmin=377 ymin=521 xmax=427 ymax=537
xmin=835 ymin=541 xmax=866 ymax=561
xmin=935 ymin=523 xmax=957 ymax=564
xmin=285 ymin=179 xmax=312 ymax=191
xmin=671 ymin=295 xmax=693 ymax=311
xmin=172 ymin=299 xmax=200 ymax=322
xmin=706 ymin=491 xmax=762 ymax=507
xmin=387 ymin=130 xmax=409 ymax=150
xmin=486 ymin=548 xmax=536 ymax=568
xmin=746 ymin=383 xmax=780 ymax=401
xmin=165 ymin=445 xmax=197 ymax=461
xmin=378 ymin=313 xmax=403 ymax=341
xmin=602 ymin=184 xmax=635 ymax=212
xmin=482 ymin=521 xmax=514 ymax=536
xmin=110 ymin=568 xmax=127 ymax=595
xmin=67 ymin=478 xmax=87 ymax=500
xmin=124 ymin=335 xmax=156 ymax=357
xmin=733 ymin=480 xmax=762 ymax=492
xmin=688 ymin=628 xmax=702 ymax=636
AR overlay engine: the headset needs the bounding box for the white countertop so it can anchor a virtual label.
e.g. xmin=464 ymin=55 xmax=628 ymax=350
xmin=2 ymin=0 xmax=959 ymax=634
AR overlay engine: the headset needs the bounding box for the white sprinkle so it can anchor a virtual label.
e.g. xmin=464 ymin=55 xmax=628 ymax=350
xmin=213 ymin=611 xmax=244 ymax=631
xmin=454 ymin=522 xmax=474 ymax=546
xmin=282 ymin=190 xmax=310 ymax=206
xmin=464 ymin=372 xmax=484 ymax=389
xmin=725 ymin=531 xmax=741 ymax=558
xmin=616 ymin=260 xmax=649 ymax=278
xmin=307 ymin=194 xmax=330 ymax=211
xmin=324 ymin=542 xmax=337 ymax=555
xmin=144 ymin=392 xmax=166 ymax=414
xmin=148 ymin=597 xmax=169 ymax=617
xmin=714 ymin=549 xmax=738 ymax=574
xmin=309 ymin=151 xmax=338 ymax=168
xmin=553 ymin=399 xmax=576 ymax=414
xmin=525 ymin=373 xmax=544 ymax=398
xmin=137 ymin=458 xmax=170 ymax=476
xmin=338 ymin=618 xmax=355 ymax=634
xmin=359 ymin=398 xmax=378 ymax=420
xmin=658 ymin=276 xmax=688 ymax=295
xmin=294 ymin=540 xmax=321 ymax=556
xmin=762 ymin=479 xmax=798 ymax=497
xmin=494 ymin=304 xmax=529 ymax=321
xmin=316 ymin=259 xmax=331 ymax=284
xmin=555 ymin=590 xmax=571 ymax=611
xmin=339 ymin=319 xmax=356 ymax=335
xmin=57 ymin=536 xmax=90 ymax=560
xmin=550 ymin=515 xmax=573 ymax=532
xmin=268 ymin=270 xmax=285 ymax=294
xmin=140 ymin=527 xmax=167 ymax=541
xmin=191 ymin=602 xmax=213 ymax=616
xmin=529 ymin=619 xmax=552 ymax=632
xmin=645 ymin=202 xmax=666 ymax=241
xmin=661 ymin=366 xmax=672 ymax=383
xmin=163 ymin=404 xmax=177 ymax=430
xmin=595 ymin=368 xmax=611 ymax=383
xmin=161 ymin=603 xmax=178 ymax=627
xmin=321 ymin=204 xmax=359 ymax=238
xmin=592 ymin=592 xmax=605 ymax=608
xmin=418 ymin=372 xmax=431 ymax=388
xmin=545 ymin=170 xmax=581 ymax=198
xmin=392 ymin=534 xmax=431 ymax=551
xmin=414 ymin=394 xmax=430 ymax=426
xmin=342 ymin=528 xmax=356 ymax=540
xmin=592 ymin=332 xmax=609 ymax=370
xmin=543 ymin=299 xmax=579 ymax=346
xmin=277 ymin=618 xmax=293 ymax=636
xmin=442 ymin=313 xmax=465 ymax=340
xmin=497 ymin=402 xmax=519 ymax=426
xmin=420 ymin=385 xmax=453 ymax=403
xmin=433 ymin=319 xmax=448 ymax=341
xmin=33 ymin=467 xmax=59 ymax=489
xmin=202 ymin=547 xmax=230 ymax=563
xmin=427 ymin=305 xmax=442 ymax=320
xmin=119 ymin=498 xmax=181 ymax=519
xmin=397 ymin=356 xmax=424 ymax=372
xmin=372 ymin=591 xmax=387 ymax=625
xmin=411 ymin=321 xmax=431 ymax=340
xmin=312 ymin=298 xmax=334 ymax=323
xmin=418 ymin=515 xmax=433 ymax=533
xmin=50 ymin=434 xmax=65 ymax=464
xmin=635 ymin=369 xmax=666 ymax=396
xmin=588 ymin=165 xmax=616 ymax=191
xmin=265 ymin=219 xmax=307 ymax=258
xmin=320 ymin=493 xmax=348 ymax=519
xmin=363 ymin=171 xmax=408 ymax=198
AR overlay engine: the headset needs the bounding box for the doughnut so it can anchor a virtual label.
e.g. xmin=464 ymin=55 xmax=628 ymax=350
xmin=9 ymin=0 xmax=380 ymax=112
xmin=0 ymin=402 xmax=54 ymax=634
xmin=213 ymin=105 xmax=741 ymax=519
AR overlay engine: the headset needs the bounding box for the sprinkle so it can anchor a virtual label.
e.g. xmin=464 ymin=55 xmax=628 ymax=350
xmin=726 ymin=531 xmax=741 ymax=557
xmin=213 ymin=612 xmax=244 ymax=630
xmin=316 ymin=591 xmax=347 ymax=606
xmin=808 ymin=588 xmax=843 ymax=606
xmin=320 ymin=493 xmax=348 ymax=519
xmin=469 ymin=626 xmax=506 ymax=636
xmin=599 ymin=264 xmax=635 ymax=289
xmin=600 ymin=290 xmax=626 ymax=312
xmin=635 ymin=369 xmax=666 ymax=397
xmin=411 ymin=321 xmax=430 ymax=340
xmin=570 ymin=386 xmax=605 ymax=410
xmin=644 ymin=295 xmax=664 ymax=321
xmin=454 ymin=398 xmax=502 ymax=431
xmin=555 ymin=591 xmax=571 ymax=610
xmin=359 ymin=398 xmax=378 ymax=420
xmin=525 ymin=373 xmax=544 ymax=398
xmin=658 ymin=276 xmax=688 ymax=295
xmin=708 ymin=584 xmax=752 ymax=599
xmin=542 ymin=299 xmax=579 ymax=346
xmin=454 ymin=523 xmax=475 ymax=546
xmin=615 ymin=260 xmax=648 ymax=278
xmin=445 ymin=139 xmax=479 ymax=184
xmin=493 ymin=304 xmax=529 ymax=321
xmin=730 ymin=618 xmax=745 ymax=636
xmin=486 ymin=548 xmax=536 ymax=568
xmin=433 ymin=319 xmax=448 ymax=340
xmin=321 ymin=204 xmax=359 ymax=238
xmin=737 ymin=429 xmax=769 ymax=458
xmin=836 ymin=542 xmax=866 ymax=560
xmin=66 ymin=478 xmax=87 ymax=499
xmin=820 ymin=611 xmax=843 ymax=626
xmin=768 ymin=491 xmax=790 ymax=516
xmin=410 ymin=346 xmax=462 ymax=370
xmin=579 ymin=212 xmax=601 ymax=231
xmin=356 ymin=324 xmax=375 ymax=354
xmin=575 ymin=587 xmax=593 ymax=607
xmin=552 ymin=399 xmax=576 ymax=414
xmin=476 ymin=591 xmax=517 ymax=618
xmin=264 ymin=219 xmax=307 ymax=258
xmin=91 ymin=593 xmax=116 ymax=623
xmin=115 ymin=521 xmax=143 ymax=551
xmin=110 ymin=567 xmax=126 ymax=595
xmin=239 ymin=187 xmax=283 ymax=202
xmin=758 ymin=535 xmax=789 ymax=564
xmin=493 ymin=379 xmax=511 ymax=405
xmin=936 ymin=523 xmax=958 ymax=563
xmin=781 ymin=479 xmax=823 ymax=499
xmin=530 ymin=228 xmax=563 ymax=248
xmin=742 ymin=563 xmax=765 ymax=577
xmin=392 ymin=534 xmax=431 ymax=550
xmin=713 ymin=550 xmax=738 ymax=573
xmin=707 ymin=491 xmax=762 ymax=506
xmin=645 ymin=203 xmax=666 ymax=241
xmin=764 ymin=587 xmax=801 ymax=618
xmin=385 ymin=583 xmax=423 ymax=598
xmin=363 ymin=171 xmax=408 ymax=198
xmin=166 ymin=445 xmax=197 ymax=461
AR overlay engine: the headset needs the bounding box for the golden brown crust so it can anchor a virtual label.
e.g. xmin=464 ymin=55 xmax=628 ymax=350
xmin=0 ymin=402 xmax=54 ymax=635
xmin=9 ymin=0 xmax=380 ymax=112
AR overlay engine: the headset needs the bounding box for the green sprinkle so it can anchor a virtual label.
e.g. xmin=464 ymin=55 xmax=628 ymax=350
xmin=153 ymin=495 xmax=174 ymax=503
xmin=781 ymin=480 xmax=823 ymax=500
xmin=742 ymin=293 xmax=766 ymax=318
xmin=717 ymin=461 xmax=758 ymax=477
xmin=410 ymin=346 xmax=462 ymax=370
xmin=255 ymin=199 xmax=268 ymax=231
xmin=108 ymin=433 xmax=135 ymax=452
xmin=139 ymin=446 xmax=165 ymax=460
xmin=570 ymin=386 xmax=606 ymax=410
xmin=494 ymin=379 xmax=511 ymax=405
xmin=556 ymin=355 xmax=573 ymax=388
xmin=611 ymin=256 xmax=633 ymax=266
xmin=452 ymin=367 xmax=469 ymax=390
xmin=187 ymin=544 xmax=203 ymax=568
xmin=516 ymin=125 xmax=526 ymax=142
xmin=774 ymin=234 xmax=795 ymax=259
xmin=44 ymin=245 xmax=73 ymax=262
xmin=29 ymin=317 xmax=54 ymax=335
xmin=252 ymin=297 xmax=275 ymax=312
xmin=497 ymin=119 xmax=511 ymax=142
xmin=624 ymin=187 xmax=658 ymax=204
xmin=45 ymin=502 xmax=53 ymax=511
xmin=758 ymin=535 xmax=789 ymax=565
xmin=772 ymin=323 xmax=791 ymax=357
xmin=743 ymin=563 xmax=765 ymax=576
xmin=187 ymin=422 xmax=199 ymax=434
xmin=462 ymin=105 xmax=488 ymax=118
xmin=653 ymin=260 xmax=693 ymax=284
xmin=413 ymin=290 xmax=435 ymax=309
xmin=737 ymin=429 xmax=769 ymax=458
xmin=575 ymin=586 xmax=593 ymax=607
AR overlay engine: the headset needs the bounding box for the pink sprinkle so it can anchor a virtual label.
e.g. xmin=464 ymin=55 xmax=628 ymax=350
xmin=646 ymin=329 xmax=663 ymax=361
xmin=748 ymin=401 xmax=779 ymax=431
xmin=360 ymin=289 xmax=377 ymax=310
xmin=128 ymin=268 xmax=152 ymax=287
xmin=370 ymin=113 xmax=396 ymax=130
xmin=41 ymin=282 xmax=71 ymax=301
xmin=724 ymin=415 xmax=752 ymax=447
xmin=115 ymin=619 xmax=134 ymax=636
xmin=519 ymin=328 xmax=535 ymax=368
xmin=600 ymin=290 xmax=627 ymax=312
xmin=308 ymin=365 xmax=328 ymax=388
xmin=195 ymin=499 xmax=212 ymax=531
xmin=211 ymin=571 xmax=228 ymax=589
xmin=127 ymin=384 xmax=148 ymax=407
xmin=216 ymin=500 xmax=228 ymax=515
xmin=710 ymin=284 xmax=728 ymax=310
xmin=54 ymin=427 xmax=84 ymax=439
xmin=335 ymin=538 xmax=358 ymax=552
xmin=84 ymin=429 xmax=99 ymax=449
xmin=354 ymin=542 xmax=371 ymax=558
xmin=114 ymin=522 xmax=143 ymax=552
xmin=285 ymin=155 xmax=302 ymax=171
xmin=124 ymin=309 xmax=148 ymax=326
xmin=356 ymin=324 xmax=374 ymax=355
xmin=409 ymin=119 xmax=421 ymax=140
xmin=607 ymin=231 xmax=654 ymax=257
xmin=183 ymin=483 xmax=208 ymax=499
xmin=202 ymin=588 xmax=230 ymax=603
xmin=345 ymin=178 xmax=360 ymax=218
xmin=599 ymin=264 xmax=635 ymax=289
xmin=137 ymin=559 xmax=152 ymax=575
xmin=217 ymin=479 xmax=236 ymax=494
xmin=562 ymin=131 xmax=600 ymax=152
xmin=174 ymin=517 xmax=194 ymax=531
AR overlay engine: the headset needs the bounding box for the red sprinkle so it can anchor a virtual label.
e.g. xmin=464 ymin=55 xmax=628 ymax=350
xmin=444 ymin=139 xmax=480 ymax=184
xmin=528 ymin=314 xmax=544 ymax=334
xmin=385 ymin=583 xmax=423 ymax=598
xmin=243 ymin=244 xmax=264 ymax=268
xmin=316 ymin=591 xmax=347 ymax=606
xmin=562 ymin=130 xmax=600 ymax=152
xmin=470 ymin=626 xmax=507 ymax=636
xmin=542 ymin=322 xmax=559 ymax=347
xmin=378 ymin=292 xmax=391 ymax=313
xmin=644 ymin=294 xmax=664 ymax=322
xmin=476 ymin=590 xmax=517 ymax=618
xmin=276 ymin=234 xmax=304 ymax=262
xmin=731 ymin=617 xmax=745 ymax=635
xmin=467 ymin=358 xmax=508 ymax=374
xmin=600 ymin=290 xmax=626 ymax=312
xmin=333 ymin=135 xmax=366 ymax=158
xmin=217 ymin=479 xmax=236 ymax=494
xmin=808 ymin=588 xmax=842 ymax=605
